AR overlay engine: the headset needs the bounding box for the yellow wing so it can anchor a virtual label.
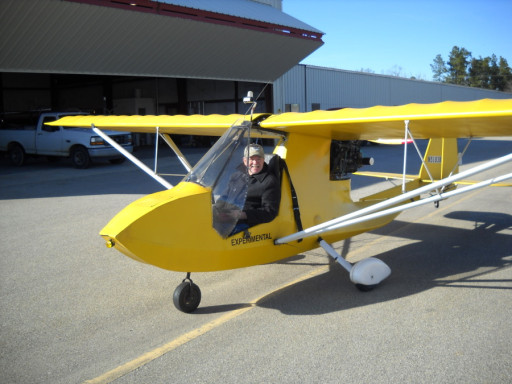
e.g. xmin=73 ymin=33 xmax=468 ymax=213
xmin=49 ymin=114 xmax=269 ymax=136
xmin=261 ymin=98 xmax=512 ymax=140
xmin=50 ymin=99 xmax=512 ymax=140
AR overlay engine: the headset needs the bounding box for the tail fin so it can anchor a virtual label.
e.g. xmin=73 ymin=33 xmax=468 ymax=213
xmin=357 ymin=138 xmax=461 ymax=202
xmin=419 ymin=138 xmax=459 ymax=181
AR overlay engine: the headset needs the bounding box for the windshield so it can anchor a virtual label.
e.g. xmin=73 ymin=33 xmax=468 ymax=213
xmin=184 ymin=119 xmax=252 ymax=236
xmin=185 ymin=119 xmax=250 ymax=189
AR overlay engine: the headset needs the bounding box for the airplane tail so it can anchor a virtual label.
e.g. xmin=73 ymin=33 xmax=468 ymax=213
xmin=357 ymin=137 xmax=511 ymax=203
xmin=357 ymin=138 xmax=460 ymax=202
xmin=418 ymin=138 xmax=459 ymax=182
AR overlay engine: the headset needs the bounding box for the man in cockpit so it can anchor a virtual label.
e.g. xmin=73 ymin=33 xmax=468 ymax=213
xmin=217 ymin=144 xmax=280 ymax=236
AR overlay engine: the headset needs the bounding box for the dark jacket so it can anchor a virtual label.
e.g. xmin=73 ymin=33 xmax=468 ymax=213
xmin=222 ymin=163 xmax=280 ymax=227
xmin=243 ymin=163 xmax=281 ymax=226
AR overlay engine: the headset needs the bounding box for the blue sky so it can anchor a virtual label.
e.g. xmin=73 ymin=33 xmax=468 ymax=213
xmin=282 ymin=0 xmax=512 ymax=80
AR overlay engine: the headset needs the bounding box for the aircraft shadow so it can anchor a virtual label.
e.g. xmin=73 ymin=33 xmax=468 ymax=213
xmin=253 ymin=211 xmax=511 ymax=315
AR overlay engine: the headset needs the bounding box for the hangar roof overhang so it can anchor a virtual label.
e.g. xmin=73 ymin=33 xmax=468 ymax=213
xmin=0 ymin=0 xmax=324 ymax=83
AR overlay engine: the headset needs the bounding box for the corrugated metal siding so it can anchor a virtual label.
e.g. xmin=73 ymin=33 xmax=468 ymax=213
xmin=252 ymin=0 xmax=282 ymax=11
xmin=273 ymin=65 xmax=306 ymax=111
xmin=274 ymin=65 xmax=512 ymax=112
xmin=0 ymin=0 xmax=323 ymax=82
xmin=160 ymin=0 xmax=317 ymax=32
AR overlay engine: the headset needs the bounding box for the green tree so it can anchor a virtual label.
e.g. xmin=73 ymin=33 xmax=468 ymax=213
xmin=469 ymin=56 xmax=491 ymax=88
xmin=430 ymin=54 xmax=447 ymax=82
xmin=488 ymin=55 xmax=500 ymax=90
xmin=446 ymin=46 xmax=471 ymax=85
xmin=432 ymin=46 xmax=512 ymax=91
xmin=495 ymin=57 xmax=512 ymax=91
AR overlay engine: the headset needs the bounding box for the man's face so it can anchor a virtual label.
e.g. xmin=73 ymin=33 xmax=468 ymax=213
xmin=243 ymin=155 xmax=264 ymax=175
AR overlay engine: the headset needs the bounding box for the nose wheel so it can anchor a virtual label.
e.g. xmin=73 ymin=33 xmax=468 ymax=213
xmin=173 ymin=273 xmax=201 ymax=313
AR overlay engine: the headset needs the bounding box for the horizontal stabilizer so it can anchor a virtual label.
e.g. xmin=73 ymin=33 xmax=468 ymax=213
xmin=354 ymin=171 xmax=416 ymax=181
xmin=369 ymin=139 xmax=413 ymax=145
xmin=454 ymin=179 xmax=512 ymax=187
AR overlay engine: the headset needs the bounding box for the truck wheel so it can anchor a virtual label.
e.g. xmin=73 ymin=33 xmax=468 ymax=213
xmin=71 ymin=146 xmax=91 ymax=169
xmin=8 ymin=144 xmax=26 ymax=166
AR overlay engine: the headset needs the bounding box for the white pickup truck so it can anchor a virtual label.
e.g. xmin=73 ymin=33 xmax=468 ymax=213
xmin=0 ymin=111 xmax=133 ymax=168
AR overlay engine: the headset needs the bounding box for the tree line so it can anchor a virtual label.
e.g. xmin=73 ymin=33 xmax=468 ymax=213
xmin=431 ymin=46 xmax=512 ymax=92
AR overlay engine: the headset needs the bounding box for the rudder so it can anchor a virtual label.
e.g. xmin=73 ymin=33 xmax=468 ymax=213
xmin=419 ymin=138 xmax=459 ymax=181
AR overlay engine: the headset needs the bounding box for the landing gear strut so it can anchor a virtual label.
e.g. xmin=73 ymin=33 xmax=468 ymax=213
xmin=319 ymin=238 xmax=391 ymax=291
xmin=173 ymin=273 xmax=201 ymax=313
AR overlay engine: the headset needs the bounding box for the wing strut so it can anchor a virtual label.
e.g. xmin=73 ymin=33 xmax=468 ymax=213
xmin=322 ymin=171 xmax=511 ymax=236
xmin=92 ymin=125 xmax=173 ymax=190
xmin=402 ymin=120 xmax=438 ymax=193
xmin=153 ymin=128 xmax=193 ymax=177
xmin=401 ymin=120 xmax=410 ymax=193
xmin=159 ymin=133 xmax=192 ymax=173
xmin=402 ymin=121 xmax=473 ymax=196
xmin=275 ymin=152 xmax=512 ymax=244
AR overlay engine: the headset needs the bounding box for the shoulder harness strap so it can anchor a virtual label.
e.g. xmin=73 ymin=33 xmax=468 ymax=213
xmin=280 ymin=158 xmax=303 ymax=242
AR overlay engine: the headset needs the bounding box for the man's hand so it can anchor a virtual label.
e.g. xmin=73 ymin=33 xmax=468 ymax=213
xmin=218 ymin=209 xmax=241 ymax=221
xmin=214 ymin=200 xmax=246 ymax=221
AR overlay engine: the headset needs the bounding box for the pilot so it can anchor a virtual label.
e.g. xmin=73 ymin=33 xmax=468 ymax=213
xmin=217 ymin=144 xmax=281 ymax=236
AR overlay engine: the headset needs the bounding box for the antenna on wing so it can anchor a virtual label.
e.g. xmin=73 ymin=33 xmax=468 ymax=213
xmin=243 ymin=91 xmax=257 ymax=121
xmin=242 ymin=83 xmax=269 ymax=155
xmin=243 ymin=90 xmax=259 ymax=151
xmin=243 ymin=82 xmax=269 ymax=120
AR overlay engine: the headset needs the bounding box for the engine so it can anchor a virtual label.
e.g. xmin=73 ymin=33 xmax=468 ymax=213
xmin=330 ymin=140 xmax=374 ymax=180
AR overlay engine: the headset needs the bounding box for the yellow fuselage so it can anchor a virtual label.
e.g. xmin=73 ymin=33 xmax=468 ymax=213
xmin=101 ymin=133 xmax=398 ymax=272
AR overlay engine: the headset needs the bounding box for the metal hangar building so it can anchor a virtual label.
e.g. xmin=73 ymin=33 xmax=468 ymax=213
xmin=1 ymin=0 xmax=510 ymax=119
xmin=0 ymin=0 xmax=323 ymax=115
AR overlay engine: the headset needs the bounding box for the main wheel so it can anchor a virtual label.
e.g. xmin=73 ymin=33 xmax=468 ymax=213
xmin=355 ymin=283 xmax=376 ymax=292
xmin=173 ymin=281 xmax=201 ymax=313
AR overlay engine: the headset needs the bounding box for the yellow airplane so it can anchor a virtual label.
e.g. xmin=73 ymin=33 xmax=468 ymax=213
xmin=51 ymin=96 xmax=512 ymax=312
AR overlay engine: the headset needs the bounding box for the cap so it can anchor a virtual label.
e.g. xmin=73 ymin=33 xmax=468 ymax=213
xmin=244 ymin=144 xmax=264 ymax=158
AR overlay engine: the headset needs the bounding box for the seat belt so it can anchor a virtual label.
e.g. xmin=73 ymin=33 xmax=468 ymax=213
xmin=280 ymin=159 xmax=303 ymax=242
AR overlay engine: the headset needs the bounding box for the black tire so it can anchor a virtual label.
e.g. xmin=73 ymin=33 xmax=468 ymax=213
xmin=8 ymin=143 xmax=25 ymax=166
xmin=355 ymin=283 xmax=376 ymax=292
xmin=71 ymin=146 xmax=91 ymax=169
xmin=173 ymin=281 xmax=201 ymax=313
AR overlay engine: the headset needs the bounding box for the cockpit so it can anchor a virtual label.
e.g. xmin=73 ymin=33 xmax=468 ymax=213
xmin=184 ymin=119 xmax=284 ymax=237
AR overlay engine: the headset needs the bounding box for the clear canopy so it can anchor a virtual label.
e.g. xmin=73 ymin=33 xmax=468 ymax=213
xmin=184 ymin=120 xmax=252 ymax=237
xmin=184 ymin=118 xmax=285 ymax=237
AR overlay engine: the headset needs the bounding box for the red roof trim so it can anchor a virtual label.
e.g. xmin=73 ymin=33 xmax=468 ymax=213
xmin=64 ymin=0 xmax=324 ymax=42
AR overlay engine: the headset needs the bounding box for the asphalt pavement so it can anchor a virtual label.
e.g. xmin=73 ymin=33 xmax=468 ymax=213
xmin=0 ymin=138 xmax=511 ymax=384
